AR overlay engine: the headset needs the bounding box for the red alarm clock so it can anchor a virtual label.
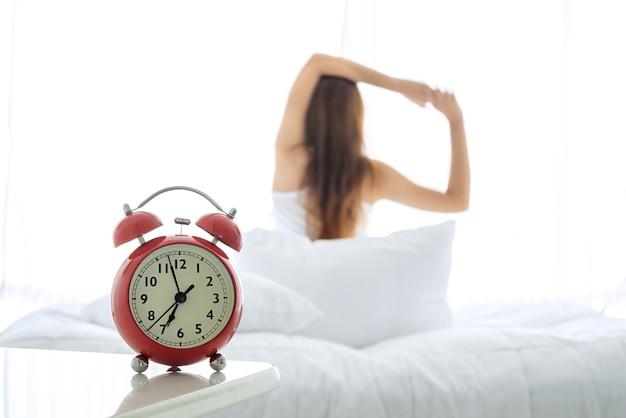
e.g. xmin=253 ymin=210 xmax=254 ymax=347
xmin=111 ymin=186 xmax=243 ymax=373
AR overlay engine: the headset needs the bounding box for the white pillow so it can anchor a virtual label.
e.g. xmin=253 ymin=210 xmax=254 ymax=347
xmin=82 ymin=271 xmax=323 ymax=334
xmin=237 ymin=271 xmax=323 ymax=333
xmin=82 ymin=294 xmax=115 ymax=328
xmin=235 ymin=221 xmax=455 ymax=347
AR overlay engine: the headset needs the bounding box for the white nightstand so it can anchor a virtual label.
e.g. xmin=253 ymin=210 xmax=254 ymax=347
xmin=0 ymin=347 xmax=279 ymax=417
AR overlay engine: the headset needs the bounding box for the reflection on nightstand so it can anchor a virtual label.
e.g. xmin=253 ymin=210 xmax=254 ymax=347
xmin=1 ymin=348 xmax=279 ymax=418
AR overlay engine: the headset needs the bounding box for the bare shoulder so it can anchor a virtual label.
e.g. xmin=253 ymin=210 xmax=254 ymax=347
xmin=362 ymin=159 xmax=395 ymax=203
xmin=370 ymin=159 xmax=404 ymax=188
xmin=272 ymin=145 xmax=308 ymax=191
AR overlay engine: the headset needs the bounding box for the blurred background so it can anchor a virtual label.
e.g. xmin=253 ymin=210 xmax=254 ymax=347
xmin=1 ymin=0 xmax=625 ymax=314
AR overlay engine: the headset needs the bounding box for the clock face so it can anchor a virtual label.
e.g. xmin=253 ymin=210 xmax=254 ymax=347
xmin=128 ymin=243 xmax=236 ymax=349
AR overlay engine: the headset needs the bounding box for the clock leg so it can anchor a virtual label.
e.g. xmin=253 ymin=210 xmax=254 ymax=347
xmin=131 ymin=354 xmax=149 ymax=373
xmin=210 ymin=353 xmax=227 ymax=371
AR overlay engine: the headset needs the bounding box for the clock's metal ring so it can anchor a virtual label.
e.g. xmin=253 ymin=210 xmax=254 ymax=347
xmin=131 ymin=186 xmax=237 ymax=219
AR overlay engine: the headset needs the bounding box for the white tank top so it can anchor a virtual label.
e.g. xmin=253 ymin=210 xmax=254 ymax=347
xmin=271 ymin=190 xmax=371 ymax=237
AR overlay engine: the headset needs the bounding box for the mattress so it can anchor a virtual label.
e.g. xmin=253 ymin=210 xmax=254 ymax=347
xmin=1 ymin=300 xmax=625 ymax=418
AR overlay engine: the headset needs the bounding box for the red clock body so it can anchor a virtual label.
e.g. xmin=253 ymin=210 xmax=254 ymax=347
xmin=111 ymin=234 xmax=243 ymax=368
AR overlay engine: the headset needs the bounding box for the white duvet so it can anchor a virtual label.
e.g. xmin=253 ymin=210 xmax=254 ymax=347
xmin=2 ymin=301 xmax=626 ymax=418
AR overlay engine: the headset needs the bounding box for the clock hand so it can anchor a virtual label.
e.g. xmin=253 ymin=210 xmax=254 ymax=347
xmin=166 ymin=255 xmax=181 ymax=293
xmin=148 ymin=284 xmax=195 ymax=332
xmin=165 ymin=304 xmax=179 ymax=328
xmin=147 ymin=300 xmax=177 ymax=332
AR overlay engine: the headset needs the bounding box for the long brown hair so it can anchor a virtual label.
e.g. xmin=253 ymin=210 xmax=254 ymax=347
xmin=302 ymin=76 xmax=372 ymax=240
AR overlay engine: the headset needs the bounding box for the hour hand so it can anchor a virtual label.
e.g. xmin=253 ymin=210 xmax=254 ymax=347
xmin=165 ymin=304 xmax=178 ymax=327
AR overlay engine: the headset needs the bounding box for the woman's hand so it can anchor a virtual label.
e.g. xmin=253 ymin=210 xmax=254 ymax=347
xmin=431 ymin=88 xmax=463 ymax=124
xmin=397 ymin=79 xmax=463 ymax=125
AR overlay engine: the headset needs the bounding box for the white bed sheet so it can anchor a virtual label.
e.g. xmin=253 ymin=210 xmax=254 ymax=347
xmin=1 ymin=301 xmax=626 ymax=418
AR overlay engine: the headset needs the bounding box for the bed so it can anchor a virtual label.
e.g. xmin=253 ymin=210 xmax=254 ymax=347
xmin=2 ymin=221 xmax=626 ymax=417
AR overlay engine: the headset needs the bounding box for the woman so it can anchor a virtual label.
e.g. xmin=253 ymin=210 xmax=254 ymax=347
xmin=272 ymin=53 xmax=469 ymax=240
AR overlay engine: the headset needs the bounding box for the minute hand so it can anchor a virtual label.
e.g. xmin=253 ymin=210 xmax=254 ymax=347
xmin=167 ymin=255 xmax=181 ymax=293
xmin=147 ymin=301 xmax=177 ymax=332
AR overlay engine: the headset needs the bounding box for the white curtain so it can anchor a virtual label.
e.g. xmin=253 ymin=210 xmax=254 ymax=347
xmin=345 ymin=0 xmax=626 ymax=308
xmin=2 ymin=0 xmax=625 ymax=309
xmin=0 ymin=0 xmax=345 ymax=303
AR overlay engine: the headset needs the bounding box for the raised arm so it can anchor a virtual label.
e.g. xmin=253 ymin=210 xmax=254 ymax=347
xmin=371 ymin=89 xmax=470 ymax=212
xmin=273 ymin=53 xmax=434 ymax=191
